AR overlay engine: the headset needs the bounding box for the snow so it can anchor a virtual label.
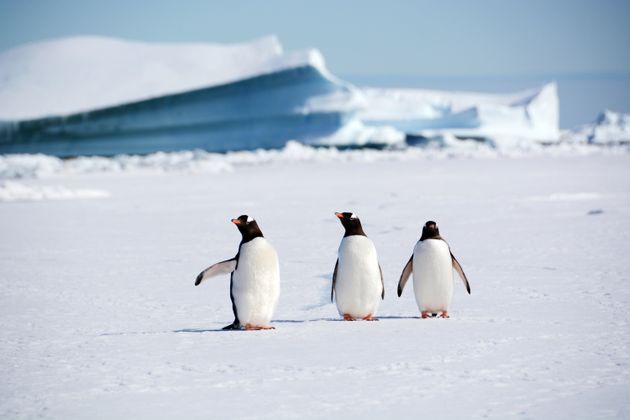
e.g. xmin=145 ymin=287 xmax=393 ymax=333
xmin=0 ymin=35 xmax=331 ymax=120
xmin=562 ymin=110 xmax=630 ymax=144
xmin=313 ymin=119 xmax=406 ymax=146
xmin=2 ymin=141 xmax=628 ymax=181
xmin=1 ymin=152 xmax=629 ymax=418
xmin=0 ymin=181 xmax=109 ymax=202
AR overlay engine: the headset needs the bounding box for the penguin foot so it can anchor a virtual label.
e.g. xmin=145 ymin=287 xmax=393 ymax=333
xmin=439 ymin=311 xmax=450 ymax=319
xmin=421 ymin=311 xmax=431 ymax=319
xmin=362 ymin=314 xmax=378 ymax=321
xmin=343 ymin=314 xmax=356 ymax=321
xmin=244 ymin=324 xmax=275 ymax=330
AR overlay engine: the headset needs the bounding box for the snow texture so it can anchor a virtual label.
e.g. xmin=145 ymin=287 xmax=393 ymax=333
xmin=0 ymin=181 xmax=109 ymax=202
xmin=1 ymin=152 xmax=629 ymax=419
xmin=1 ymin=140 xmax=627 ymax=182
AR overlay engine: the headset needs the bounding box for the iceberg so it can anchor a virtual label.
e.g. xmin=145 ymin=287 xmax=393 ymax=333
xmin=358 ymin=83 xmax=560 ymax=147
xmin=0 ymin=35 xmax=349 ymax=120
xmin=562 ymin=110 xmax=630 ymax=144
xmin=0 ymin=36 xmax=363 ymax=156
xmin=0 ymin=36 xmax=561 ymax=156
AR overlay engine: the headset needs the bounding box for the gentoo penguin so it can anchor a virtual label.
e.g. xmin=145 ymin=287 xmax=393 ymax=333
xmin=397 ymin=221 xmax=470 ymax=318
xmin=331 ymin=212 xmax=384 ymax=321
xmin=194 ymin=215 xmax=280 ymax=330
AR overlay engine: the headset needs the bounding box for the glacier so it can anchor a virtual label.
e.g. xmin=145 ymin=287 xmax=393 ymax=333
xmin=0 ymin=36 xmax=560 ymax=156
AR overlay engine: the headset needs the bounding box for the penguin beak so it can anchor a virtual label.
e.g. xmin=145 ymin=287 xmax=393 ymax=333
xmin=231 ymin=218 xmax=241 ymax=225
xmin=335 ymin=212 xmax=343 ymax=219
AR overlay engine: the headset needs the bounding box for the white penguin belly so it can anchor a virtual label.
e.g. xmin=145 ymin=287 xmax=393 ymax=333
xmin=335 ymin=236 xmax=382 ymax=318
xmin=232 ymin=237 xmax=280 ymax=327
xmin=412 ymin=239 xmax=453 ymax=312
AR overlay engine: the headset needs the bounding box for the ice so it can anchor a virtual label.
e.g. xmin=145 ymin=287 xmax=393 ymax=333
xmin=562 ymin=110 xmax=630 ymax=144
xmin=0 ymin=66 xmax=362 ymax=156
xmin=0 ymin=36 xmax=564 ymax=156
xmin=0 ymin=35 xmax=330 ymax=120
xmin=359 ymin=83 xmax=560 ymax=145
xmin=2 ymin=141 xmax=628 ymax=181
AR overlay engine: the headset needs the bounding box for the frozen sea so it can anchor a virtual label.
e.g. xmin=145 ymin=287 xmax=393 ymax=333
xmin=1 ymin=148 xmax=629 ymax=418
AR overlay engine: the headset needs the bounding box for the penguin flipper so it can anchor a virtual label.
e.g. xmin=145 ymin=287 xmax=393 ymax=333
xmin=450 ymin=251 xmax=471 ymax=294
xmin=331 ymin=259 xmax=339 ymax=302
xmin=194 ymin=258 xmax=237 ymax=286
xmin=379 ymin=263 xmax=385 ymax=300
xmin=397 ymin=255 xmax=413 ymax=297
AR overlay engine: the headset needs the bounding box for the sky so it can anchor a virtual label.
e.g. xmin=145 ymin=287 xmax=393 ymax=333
xmin=0 ymin=0 xmax=629 ymax=78
xmin=0 ymin=0 xmax=629 ymax=127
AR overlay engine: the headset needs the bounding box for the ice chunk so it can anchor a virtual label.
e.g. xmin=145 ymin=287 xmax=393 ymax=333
xmin=358 ymin=83 xmax=560 ymax=146
xmin=563 ymin=110 xmax=630 ymax=144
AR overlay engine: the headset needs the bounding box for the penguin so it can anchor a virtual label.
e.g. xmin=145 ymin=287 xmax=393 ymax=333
xmin=194 ymin=215 xmax=280 ymax=330
xmin=331 ymin=212 xmax=384 ymax=321
xmin=397 ymin=221 xmax=471 ymax=318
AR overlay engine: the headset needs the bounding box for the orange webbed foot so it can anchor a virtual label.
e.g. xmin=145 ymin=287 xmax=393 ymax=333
xmin=343 ymin=314 xmax=356 ymax=321
xmin=244 ymin=324 xmax=275 ymax=330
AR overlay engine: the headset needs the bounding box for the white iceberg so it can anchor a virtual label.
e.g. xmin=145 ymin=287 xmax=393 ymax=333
xmin=562 ymin=110 xmax=630 ymax=144
xmin=358 ymin=83 xmax=560 ymax=147
xmin=0 ymin=35 xmax=355 ymax=120
xmin=0 ymin=36 xmax=562 ymax=155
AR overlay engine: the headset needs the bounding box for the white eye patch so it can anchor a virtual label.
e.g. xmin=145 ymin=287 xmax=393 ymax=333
xmin=246 ymin=216 xmax=254 ymax=223
xmin=349 ymin=213 xmax=357 ymax=220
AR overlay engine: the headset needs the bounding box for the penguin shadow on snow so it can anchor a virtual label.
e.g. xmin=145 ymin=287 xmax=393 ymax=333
xmin=98 ymin=327 xmax=243 ymax=336
xmin=172 ymin=327 xmax=237 ymax=333
xmin=101 ymin=315 xmax=443 ymax=337
xmin=272 ymin=317 xmax=345 ymax=323
xmin=300 ymin=272 xmax=337 ymax=311
xmin=377 ymin=315 xmax=421 ymax=320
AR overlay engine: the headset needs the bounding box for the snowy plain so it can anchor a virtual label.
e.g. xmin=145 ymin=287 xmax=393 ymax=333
xmin=1 ymin=147 xmax=630 ymax=419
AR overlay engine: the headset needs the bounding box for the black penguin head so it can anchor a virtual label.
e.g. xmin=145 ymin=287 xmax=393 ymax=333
xmin=420 ymin=220 xmax=441 ymax=241
xmin=231 ymin=215 xmax=264 ymax=243
xmin=335 ymin=212 xmax=366 ymax=237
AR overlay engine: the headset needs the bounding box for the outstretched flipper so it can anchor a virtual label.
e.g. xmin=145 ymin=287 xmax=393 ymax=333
xmin=379 ymin=263 xmax=385 ymax=299
xmin=397 ymin=255 xmax=413 ymax=297
xmin=450 ymin=251 xmax=471 ymax=294
xmin=331 ymin=259 xmax=339 ymax=302
xmin=194 ymin=258 xmax=237 ymax=286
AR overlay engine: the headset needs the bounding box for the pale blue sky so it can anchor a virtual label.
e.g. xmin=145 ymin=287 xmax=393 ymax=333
xmin=1 ymin=0 xmax=629 ymax=126
xmin=1 ymin=0 xmax=629 ymax=77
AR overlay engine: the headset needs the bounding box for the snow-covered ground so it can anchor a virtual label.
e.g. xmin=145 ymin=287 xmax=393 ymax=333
xmin=1 ymin=151 xmax=629 ymax=418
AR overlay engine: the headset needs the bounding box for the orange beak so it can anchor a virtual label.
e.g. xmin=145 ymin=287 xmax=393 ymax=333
xmin=231 ymin=218 xmax=241 ymax=225
xmin=335 ymin=212 xmax=343 ymax=219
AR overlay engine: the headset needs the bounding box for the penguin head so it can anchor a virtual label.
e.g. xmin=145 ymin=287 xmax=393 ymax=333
xmin=335 ymin=212 xmax=366 ymax=237
xmin=420 ymin=220 xmax=441 ymax=240
xmin=231 ymin=215 xmax=264 ymax=242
